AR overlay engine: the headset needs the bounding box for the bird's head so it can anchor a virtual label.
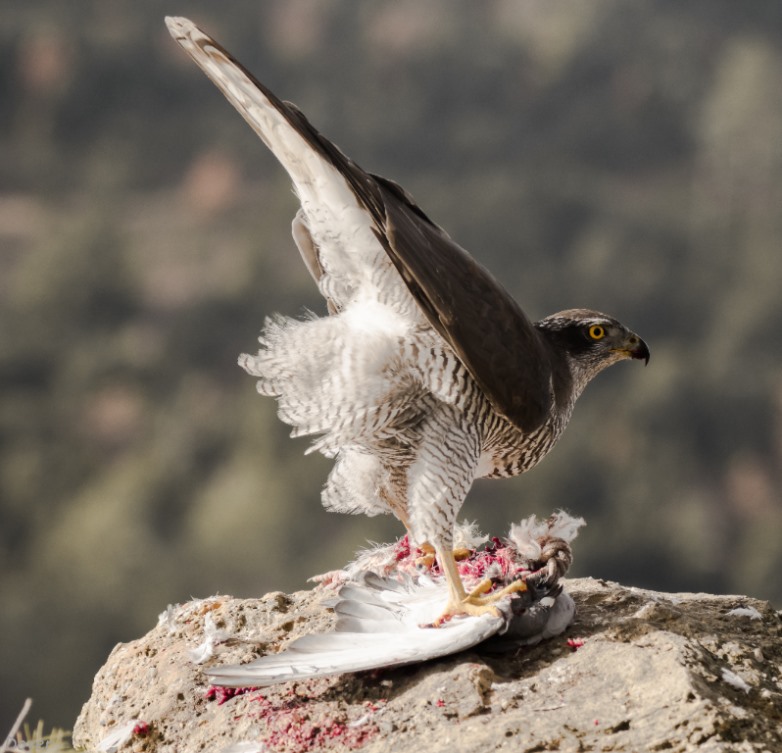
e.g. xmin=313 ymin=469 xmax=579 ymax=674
xmin=536 ymin=308 xmax=649 ymax=398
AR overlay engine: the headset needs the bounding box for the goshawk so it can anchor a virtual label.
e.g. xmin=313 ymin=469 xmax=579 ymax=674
xmin=166 ymin=17 xmax=649 ymax=623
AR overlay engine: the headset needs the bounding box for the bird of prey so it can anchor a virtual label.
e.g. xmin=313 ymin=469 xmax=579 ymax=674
xmin=166 ymin=17 xmax=649 ymax=624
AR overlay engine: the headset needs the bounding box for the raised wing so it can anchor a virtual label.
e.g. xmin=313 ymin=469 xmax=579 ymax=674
xmin=165 ymin=16 xmax=552 ymax=432
xmin=373 ymin=176 xmax=553 ymax=431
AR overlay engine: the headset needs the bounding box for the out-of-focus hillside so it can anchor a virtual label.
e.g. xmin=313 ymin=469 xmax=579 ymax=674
xmin=2 ymin=0 xmax=781 ymax=733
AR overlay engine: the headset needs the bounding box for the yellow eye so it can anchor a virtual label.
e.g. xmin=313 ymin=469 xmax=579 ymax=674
xmin=588 ymin=325 xmax=605 ymax=340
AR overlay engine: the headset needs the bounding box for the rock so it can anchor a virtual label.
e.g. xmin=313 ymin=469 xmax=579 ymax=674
xmin=73 ymin=578 xmax=782 ymax=753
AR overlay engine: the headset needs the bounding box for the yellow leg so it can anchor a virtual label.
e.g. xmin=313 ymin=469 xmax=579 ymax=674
xmin=428 ymin=545 xmax=528 ymax=626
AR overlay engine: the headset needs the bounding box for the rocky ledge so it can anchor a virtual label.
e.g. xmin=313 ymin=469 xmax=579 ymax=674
xmin=73 ymin=578 xmax=781 ymax=753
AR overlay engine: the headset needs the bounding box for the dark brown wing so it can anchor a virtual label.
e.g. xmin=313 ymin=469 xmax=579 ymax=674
xmin=270 ymin=105 xmax=555 ymax=431
xmin=280 ymin=119 xmax=554 ymax=429
xmin=166 ymin=16 xmax=552 ymax=433
xmin=372 ymin=177 xmax=553 ymax=432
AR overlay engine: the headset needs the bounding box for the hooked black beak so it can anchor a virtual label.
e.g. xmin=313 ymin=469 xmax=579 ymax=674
xmin=627 ymin=334 xmax=650 ymax=366
xmin=612 ymin=332 xmax=650 ymax=366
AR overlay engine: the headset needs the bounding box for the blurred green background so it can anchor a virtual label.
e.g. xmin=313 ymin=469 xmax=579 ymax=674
xmin=2 ymin=0 xmax=781 ymax=734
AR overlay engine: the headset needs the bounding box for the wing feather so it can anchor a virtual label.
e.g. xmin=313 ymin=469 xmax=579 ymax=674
xmin=205 ymin=576 xmax=505 ymax=688
xmin=374 ymin=176 xmax=553 ymax=431
xmin=165 ymin=16 xmax=553 ymax=432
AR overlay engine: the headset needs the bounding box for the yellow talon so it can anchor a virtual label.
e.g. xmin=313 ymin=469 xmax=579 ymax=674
xmin=413 ymin=541 xmax=529 ymax=626
xmin=425 ymin=544 xmax=530 ymax=626
xmin=414 ymin=542 xmax=436 ymax=570
xmin=482 ymin=578 xmax=528 ymax=602
xmin=415 ymin=543 xmax=473 ymax=570
xmin=466 ymin=578 xmax=494 ymax=599
xmin=415 ymin=552 xmax=436 ymax=569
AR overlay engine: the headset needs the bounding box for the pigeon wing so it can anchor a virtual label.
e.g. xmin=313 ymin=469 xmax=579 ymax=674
xmin=206 ymin=575 xmax=506 ymax=688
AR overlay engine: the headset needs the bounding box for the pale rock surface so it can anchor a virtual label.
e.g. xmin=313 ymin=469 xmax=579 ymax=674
xmin=73 ymin=578 xmax=782 ymax=753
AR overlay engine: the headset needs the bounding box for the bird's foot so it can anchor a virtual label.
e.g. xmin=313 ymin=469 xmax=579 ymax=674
xmin=473 ymin=577 xmax=529 ymax=602
xmin=414 ymin=544 xmax=472 ymax=570
xmin=428 ymin=577 xmax=528 ymax=627
xmin=415 ymin=552 xmax=436 ymax=570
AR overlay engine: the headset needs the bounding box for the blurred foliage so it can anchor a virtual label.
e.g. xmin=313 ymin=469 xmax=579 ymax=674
xmin=1 ymin=0 xmax=781 ymax=733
